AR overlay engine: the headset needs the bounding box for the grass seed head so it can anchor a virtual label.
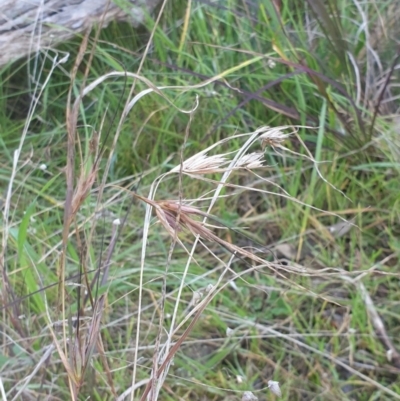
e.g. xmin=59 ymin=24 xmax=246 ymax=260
xmin=236 ymin=152 xmax=264 ymax=169
xmin=257 ymin=126 xmax=293 ymax=150
xmin=171 ymin=153 xmax=228 ymax=174
xmin=153 ymin=200 xmax=211 ymax=239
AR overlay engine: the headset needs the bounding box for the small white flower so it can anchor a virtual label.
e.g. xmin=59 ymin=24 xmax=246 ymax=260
xmin=242 ymin=391 xmax=258 ymax=401
xmin=191 ymin=291 xmax=203 ymax=305
xmin=268 ymin=380 xmax=282 ymax=397
xmin=236 ymin=375 xmax=243 ymax=384
xmin=39 ymin=163 xmax=47 ymax=170
xmin=28 ymin=227 xmax=37 ymax=235
xmin=204 ymin=89 xmax=218 ymax=97
xmin=113 ymin=218 xmax=121 ymax=226
xmin=226 ymin=327 xmax=234 ymax=337
xmin=205 ymin=283 xmax=214 ymax=293
xmin=267 ymin=59 xmax=276 ymax=69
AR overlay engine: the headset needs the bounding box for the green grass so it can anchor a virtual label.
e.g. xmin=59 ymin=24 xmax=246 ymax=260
xmin=0 ymin=0 xmax=400 ymax=400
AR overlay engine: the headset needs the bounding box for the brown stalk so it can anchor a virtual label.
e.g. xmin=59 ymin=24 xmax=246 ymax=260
xmin=369 ymin=45 xmax=400 ymax=138
xmin=134 ymin=193 xmax=340 ymax=398
xmin=97 ymin=334 xmax=117 ymax=397
xmin=148 ymin=112 xmax=195 ymax=401
xmin=153 ymin=199 xmax=276 ymax=268
xmin=0 ymin=260 xmax=25 ymax=338
xmin=55 ymin=29 xmax=92 ymax=400
xmin=59 ymin=6 xmax=111 ymax=397
xmin=134 ymin=194 xmax=336 ymax=301
xmin=59 ymin=28 xmax=91 ymax=314
xmin=133 ymin=195 xmax=284 ymax=277
xmin=357 ymin=282 xmax=400 ymax=368
xmin=139 ymin=287 xmax=213 ymax=401
xmin=69 ymin=294 xmax=106 ymax=395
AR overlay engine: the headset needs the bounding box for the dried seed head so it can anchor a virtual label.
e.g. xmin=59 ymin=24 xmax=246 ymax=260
xmin=152 ymin=200 xmax=214 ymax=241
xmin=257 ymin=126 xmax=293 ymax=150
xmin=268 ymin=380 xmax=282 ymax=397
xmin=242 ymin=391 xmax=258 ymax=401
xmin=171 ymin=153 xmax=228 ymax=174
xmin=236 ymin=152 xmax=264 ymax=169
xmin=158 ymin=201 xmax=204 ymax=217
xmin=155 ymin=207 xmax=181 ymax=236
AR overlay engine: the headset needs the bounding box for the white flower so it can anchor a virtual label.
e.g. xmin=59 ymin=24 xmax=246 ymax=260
xmin=191 ymin=291 xmax=203 ymax=305
xmin=113 ymin=218 xmax=121 ymax=226
xmin=205 ymin=283 xmax=214 ymax=293
xmin=226 ymin=327 xmax=234 ymax=337
xmin=39 ymin=163 xmax=47 ymax=170
xmin=242 ymin=391 xmax=258 ymax=401
xmin=268 ymin=380 xmax=282 ymax=397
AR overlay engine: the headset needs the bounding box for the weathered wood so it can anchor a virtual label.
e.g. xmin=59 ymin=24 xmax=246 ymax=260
xmin=0 ymin=0 xmax=159 ymax=66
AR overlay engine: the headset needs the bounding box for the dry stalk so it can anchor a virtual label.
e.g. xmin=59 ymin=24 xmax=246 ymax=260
xmin=357 ymin=281 xmax=400 ymax=368
xmin=58 ymin=28 xmax=109 ymax=400
xmin=131 ymin=124 xmax=357 ymax=400
xmin=133 ymin=195 xmax=320 ymax=284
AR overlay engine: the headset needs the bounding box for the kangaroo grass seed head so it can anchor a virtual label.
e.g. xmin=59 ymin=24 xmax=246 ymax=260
xmin=157 ymin=201 xmax=205 ymax=216
xmin=257 ymin=126 xmax=294 ymax=150
xmin=236 ymin=152 xmax=264 ymax=169
xmin=171 ymin=153 xmax=228 ymax=174
xmin=171 ymin=149 xmax=265 ymax=176
xmin=151 ymin=199 xmax=213 ymax=239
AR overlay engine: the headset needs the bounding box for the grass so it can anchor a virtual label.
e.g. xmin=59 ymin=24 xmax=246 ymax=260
xmin=0 ymin=0 xmax=400 ymax=400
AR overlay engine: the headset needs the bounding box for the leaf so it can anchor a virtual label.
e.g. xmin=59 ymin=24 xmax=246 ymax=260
xmin=17 ymin=201 xmax=36 ymax=258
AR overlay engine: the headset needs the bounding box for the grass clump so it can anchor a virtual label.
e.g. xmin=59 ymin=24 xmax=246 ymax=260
xmin=0 ymin=0 xmax=400 ymax=400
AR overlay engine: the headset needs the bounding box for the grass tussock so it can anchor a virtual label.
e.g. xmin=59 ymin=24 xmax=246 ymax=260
xmin=0 ymin=0 xmax=400 ymax=400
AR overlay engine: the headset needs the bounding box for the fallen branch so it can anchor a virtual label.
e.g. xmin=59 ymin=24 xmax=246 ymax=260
xmin=0 ymin=0 xmax=159 ymax=66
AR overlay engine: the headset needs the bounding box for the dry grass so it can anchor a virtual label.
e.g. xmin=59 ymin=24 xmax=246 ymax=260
xmin=1 ymin=1 xmax=400 ymax=400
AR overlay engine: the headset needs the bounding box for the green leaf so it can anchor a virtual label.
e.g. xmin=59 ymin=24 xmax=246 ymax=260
xmin=17 ymin=201 xmax=36 ymax=258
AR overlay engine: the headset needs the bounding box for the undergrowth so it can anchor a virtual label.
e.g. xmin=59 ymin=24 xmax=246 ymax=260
xmin=0 ymin=1 xmax=399 ymax=400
